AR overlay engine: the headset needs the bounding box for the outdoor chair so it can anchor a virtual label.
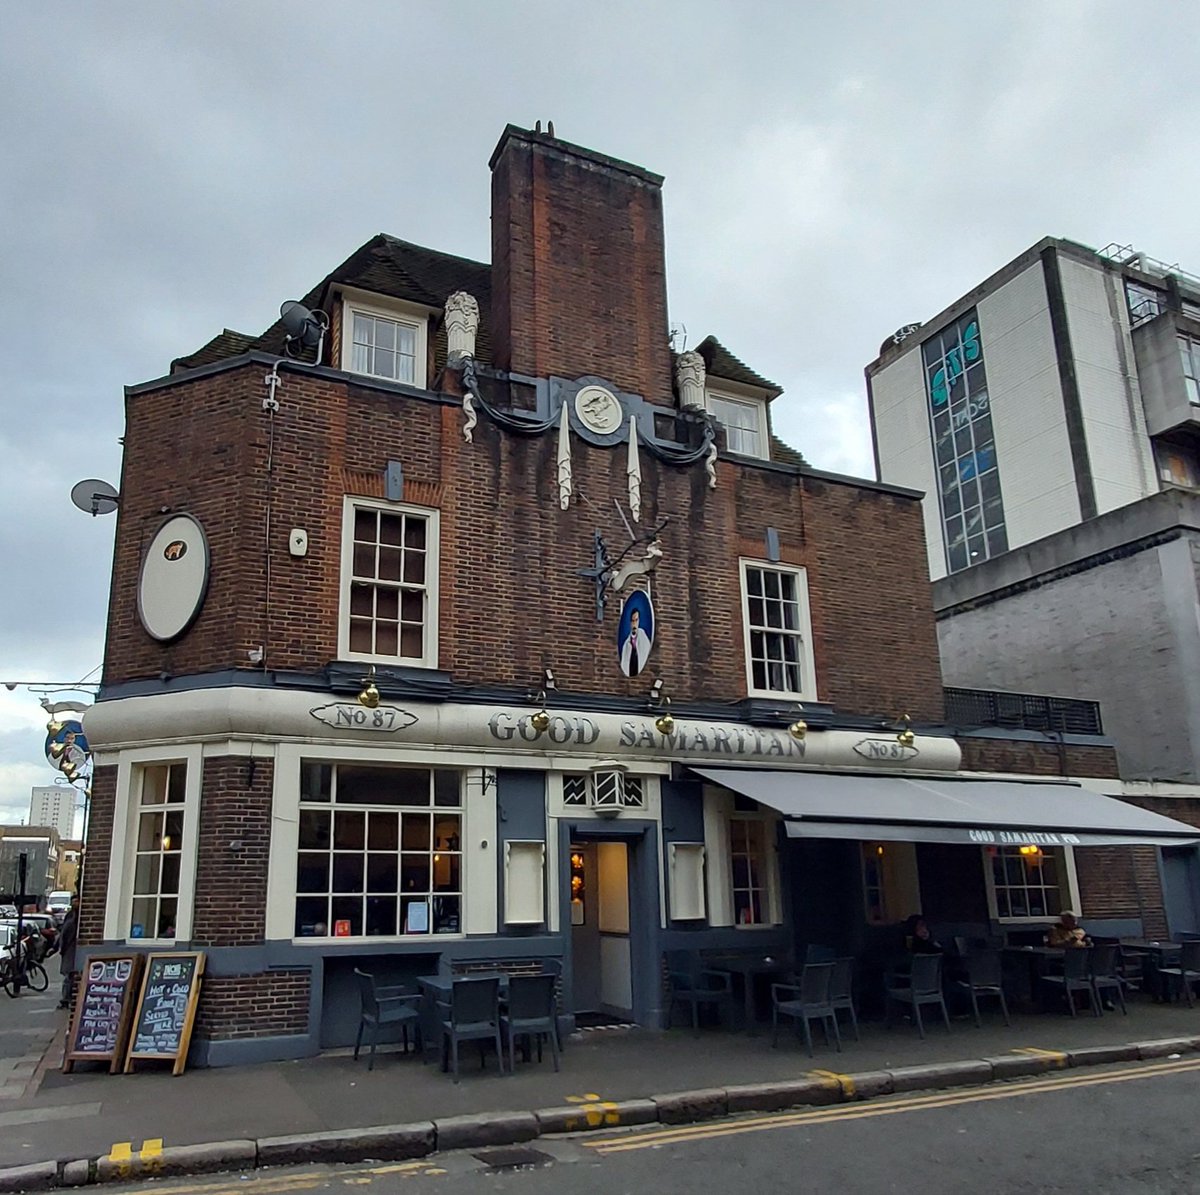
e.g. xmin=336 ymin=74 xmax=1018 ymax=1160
xmin=954 ymin=950 xmax=1010 ymax=1028
xmin=772 ymin=962 xmax=841 ymax=1056
xmin=1157 ymin=940 xmax=1200 ymax=1007
xmin=1089 ymin=944 xmax=1128 ymax=1014
xmin=352 ymin=969 xmax=421 ymax=1071
xmin=884 ymin=953 xmax=950 ymax=1038
xmin=441 ymin=976 xmax=505 ymax=1080
xmin=1042 ymin=947 xmax=1099 ymax=1017
xmin=829 ymin=957 xmax=860 ymax=1041
xmin=501 ymin=973 xmax=560 ymax=1074
xmin=664 ymin=950 xmax=734 ymax=1035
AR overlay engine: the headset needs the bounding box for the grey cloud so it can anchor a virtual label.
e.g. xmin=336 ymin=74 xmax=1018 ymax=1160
xmin=3 ymin=0 xmax=1200 ymax=791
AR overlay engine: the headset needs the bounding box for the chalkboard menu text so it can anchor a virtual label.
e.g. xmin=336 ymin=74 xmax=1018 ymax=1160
xmin=63 ymin=953 xmax=144 ymax=1074
xmin=126 ymin=952 xmax=205 ymax=1076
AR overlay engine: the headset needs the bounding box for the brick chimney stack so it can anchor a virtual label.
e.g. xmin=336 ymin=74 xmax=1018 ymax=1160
xmin=489 ymin=124 xmax=674 ymax=406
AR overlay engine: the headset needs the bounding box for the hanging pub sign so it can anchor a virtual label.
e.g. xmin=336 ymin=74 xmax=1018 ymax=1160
xmin=617 ymin=589 xmax=654 ymax=677
xmin=45 ymin=719 xmax=90 ymax=783
xmin=62 ymin=953 xmax=145 ymax=1074
xmin=125 ymin=951 xmax=206 ymax=1076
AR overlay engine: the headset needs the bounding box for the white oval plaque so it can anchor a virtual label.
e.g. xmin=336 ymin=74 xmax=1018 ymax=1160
xmin=138 ymin=514 xmax=210 ymax=642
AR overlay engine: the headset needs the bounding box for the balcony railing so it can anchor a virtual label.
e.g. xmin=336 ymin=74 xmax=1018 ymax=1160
xmin=944 ymin=687 xmax=1103 ymax=736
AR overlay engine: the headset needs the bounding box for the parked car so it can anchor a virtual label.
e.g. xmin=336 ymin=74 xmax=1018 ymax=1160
xmin=47 ymin=892 xmax=73 ymax=922
xmin=0 ymin=906 xmax=15 ymax=919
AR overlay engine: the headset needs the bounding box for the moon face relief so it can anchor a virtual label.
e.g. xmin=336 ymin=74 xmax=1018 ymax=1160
xmin=574 ymin=385 xmax=623 ymax=434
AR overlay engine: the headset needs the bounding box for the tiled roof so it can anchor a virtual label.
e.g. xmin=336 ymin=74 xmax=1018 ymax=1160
xmin=693 ymin=335 xmax=782 ymax=396
xmin=172 ymin=329 xmax=256 ymax=372
xmin=175 ymin=234 xmax=493 ymax=371
xmin=769 ymin=433 xmax=807 ymax=467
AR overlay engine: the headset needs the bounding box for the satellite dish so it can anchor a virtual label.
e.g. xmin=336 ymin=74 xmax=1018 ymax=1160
xmin=70 ymin=479 xmax=119 ymax=517
xmin=280 ymin=301 xmax=329 ymax=353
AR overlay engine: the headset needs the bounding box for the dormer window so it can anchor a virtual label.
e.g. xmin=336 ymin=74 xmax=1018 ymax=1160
xmin=340 ymin=290 xmax=430 ymax=389
xmin=706 ymin=389 xmax=767 ymax=459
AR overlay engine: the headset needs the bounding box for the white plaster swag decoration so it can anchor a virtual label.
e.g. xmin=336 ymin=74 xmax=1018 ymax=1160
xmin=556 ymin=401 xmax=573 ymax=510
xmin=626 ymin=415 xmax=642 ymax=522
xmin=446 ymin=292 xmax=481 ymax=443
xmin=445 ymin=291 xmax=480 ymax=359
xmin=675 ymin=349 xmax=706 ymax=409
xmin=461 ymin=390 xmax=477 ymax=443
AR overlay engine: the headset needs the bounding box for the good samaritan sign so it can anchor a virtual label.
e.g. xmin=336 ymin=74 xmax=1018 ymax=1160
xmin=293 ymin=699 xmax=964 ymax=772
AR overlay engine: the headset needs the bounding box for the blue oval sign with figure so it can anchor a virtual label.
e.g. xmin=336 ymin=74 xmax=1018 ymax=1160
xmin=617 ymin=589 xmax=654 ymax=677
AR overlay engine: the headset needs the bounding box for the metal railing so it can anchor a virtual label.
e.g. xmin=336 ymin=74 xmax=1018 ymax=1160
xmin=944 ymin=686 xmax=1103 ymax=736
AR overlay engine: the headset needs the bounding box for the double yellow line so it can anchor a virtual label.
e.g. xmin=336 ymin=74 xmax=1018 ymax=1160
xmin=584 ymin=1055 xmax=1200 ymax=1155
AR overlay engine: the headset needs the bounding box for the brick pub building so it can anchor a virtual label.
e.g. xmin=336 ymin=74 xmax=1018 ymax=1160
xmin=82 ymin=125 xmax=1197 ymax=1065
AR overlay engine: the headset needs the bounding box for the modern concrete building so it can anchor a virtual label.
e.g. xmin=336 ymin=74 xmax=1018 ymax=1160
xmin=29 ymin=784 xmax=77 ymax=841
xmin=868 ymin=237 xmax=1200 ymax=583
xmin=867 ymin=239 xmax=1200 ymax=925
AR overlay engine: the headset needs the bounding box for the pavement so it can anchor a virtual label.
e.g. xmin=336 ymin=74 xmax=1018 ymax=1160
xmin=3 ymin=992 xmax=1200 ymax=1188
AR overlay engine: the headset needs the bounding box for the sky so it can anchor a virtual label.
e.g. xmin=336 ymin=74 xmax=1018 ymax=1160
xmin=2 ymin=1 xmax=1200 ymax=825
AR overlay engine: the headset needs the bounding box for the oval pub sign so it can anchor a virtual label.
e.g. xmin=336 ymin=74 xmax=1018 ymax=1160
xmin=138 ymin=514 xmax=210 ymax=642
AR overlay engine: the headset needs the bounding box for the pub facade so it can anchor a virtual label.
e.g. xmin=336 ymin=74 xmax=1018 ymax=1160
xmin=81 ymin=125 xmax=1197 ymax=1064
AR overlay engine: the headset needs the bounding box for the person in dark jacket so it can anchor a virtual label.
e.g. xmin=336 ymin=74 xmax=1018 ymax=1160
xmin=902 ymin=914 xmax=944 ymax=955
xmin=57 ymin=897 xmax=79 ymax=1009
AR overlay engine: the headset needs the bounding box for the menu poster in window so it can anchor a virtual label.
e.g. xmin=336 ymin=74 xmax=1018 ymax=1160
xmin=124 ymin=952 xmax=205 ymax=1076
xmin=63 ymin=953 xmax=145 ymax=1074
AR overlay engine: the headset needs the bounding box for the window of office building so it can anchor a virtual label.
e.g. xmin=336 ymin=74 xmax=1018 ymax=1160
xmin=922 ymin=310 xmax=1007 ymax=573
xmin=1126 ymin=281 xmax=1165 ymax=328
xmin=1178 ymin=333 xmax=1200 ymax=406
xmin=295 ymin=764 xmax=462 ymax=938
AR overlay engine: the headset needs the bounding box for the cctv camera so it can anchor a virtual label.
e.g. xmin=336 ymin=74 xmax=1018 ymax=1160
xmin=3 ymin=683 xmax=16 ymax=691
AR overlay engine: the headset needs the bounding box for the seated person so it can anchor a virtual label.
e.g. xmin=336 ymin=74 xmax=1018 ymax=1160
xmin=1046 ymin=910 xmax=1090 ymax=948
xmin=903 ymin=914 xmax=944 ymax=955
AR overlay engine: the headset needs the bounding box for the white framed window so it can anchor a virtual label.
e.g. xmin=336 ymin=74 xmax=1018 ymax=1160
xmin=110 ymin=754 xmax=202 ymax=945
xmin=983 ymin=845 xmax=1079 ymax=923
xmin=739 ymin=560 xmax=817 ymax=698
xmin=707 ymin=390 xmax=767 ymax=458
xmin=340 ymin=293 xmax=429 ymax=388
xmin=729 ymin=816 xmax=771 ymax=926
xmin=339 ymin=497 xmax=439 ymax=666
xmin=295 ymin=763 xmax=462 ymax=939
xmin=129 ymin=762 xmax=187 ymax=941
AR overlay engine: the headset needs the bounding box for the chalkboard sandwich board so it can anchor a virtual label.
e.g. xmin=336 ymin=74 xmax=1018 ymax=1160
xmin=63 ymin=953 xmax=145 ymax=1074
xmin=125 ymin=952 xmax=205 ymax=1076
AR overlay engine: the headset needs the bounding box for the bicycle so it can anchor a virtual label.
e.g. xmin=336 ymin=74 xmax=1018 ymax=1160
xmin=0 ymin=936 xmax=48 ymax=997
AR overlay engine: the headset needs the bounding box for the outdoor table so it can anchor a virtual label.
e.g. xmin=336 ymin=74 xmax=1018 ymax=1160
xmin=709 ymin=955 xmax=790 ymax=1033
xmin=1119 ymin=939 xmax=1181 ymax=1001
xmin=1001 ymin=946 xmax=1067 ymax=1010
xmin=417 ymin=973 xmax=511 ymax=1064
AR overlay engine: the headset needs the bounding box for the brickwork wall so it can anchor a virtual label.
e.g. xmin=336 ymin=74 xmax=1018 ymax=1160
xmin=79 ymin=765 xmax=117 ymax=946
xmin=1074 ymin=846 xmax=1168 ymax=938
xmin=490 ymin=131 xmax=673 ymax=406
xmin=958 ymin=736 xmax=1120 ymax=778
xmin=101 ymin=364 xmax=946 ymax=725
xmin=191 ymin=757 xmax=275 ymax=947
xmin=193 ymin=971 xmax=310 ymax=1041
xmin=1120 ymin=796 xmax=1200 ymax=830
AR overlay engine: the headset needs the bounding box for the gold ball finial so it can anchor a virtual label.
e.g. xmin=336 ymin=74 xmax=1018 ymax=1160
xmin=654 ymin=698 xmax=675 ymax=736
xmin=357 ymin=667 xmax=380 ymax=708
